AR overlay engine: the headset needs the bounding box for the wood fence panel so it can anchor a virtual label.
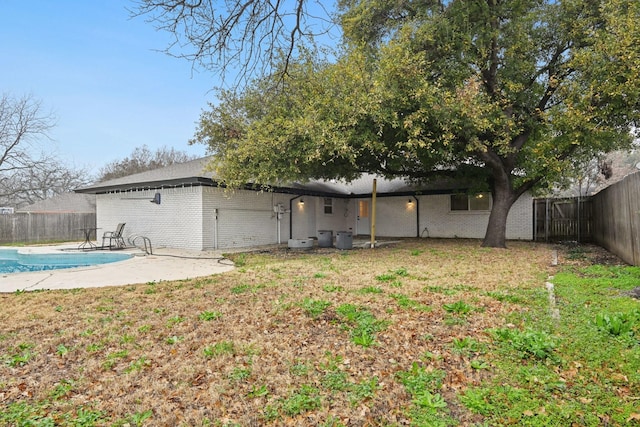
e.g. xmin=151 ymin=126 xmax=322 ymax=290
xmin=592 ymin=171 xmax=640 ymax=265
xmin=534 ymin=198 xmax=593 ymax=242
xmin=0 ymin=213 xmax=96 ymax=244
xmin=623 ymin=173 xmax=640 ymax=265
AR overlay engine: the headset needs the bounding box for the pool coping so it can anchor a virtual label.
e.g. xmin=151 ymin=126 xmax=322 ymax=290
xmin=0 ymin=244 xmax=235 ymax=293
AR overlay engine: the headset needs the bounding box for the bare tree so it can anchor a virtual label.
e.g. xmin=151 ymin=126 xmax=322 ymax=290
xmin=0 ymin=93 xmax=55 ymax=176
xmin=97 ymin=145 xmax=197 ymax=181
xmin=132 ymin=0 xmax=336 ymax=87
xmin=0 ymin=162 xmax=92 ymax=208
xmin=0 ymin=94 xmax=90 ymax=208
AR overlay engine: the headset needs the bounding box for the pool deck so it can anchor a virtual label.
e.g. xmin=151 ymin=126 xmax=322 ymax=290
xmin=0 ymin=244 xmax=235 ymax=293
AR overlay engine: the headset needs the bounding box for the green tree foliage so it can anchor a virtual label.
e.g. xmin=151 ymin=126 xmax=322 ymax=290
xmin=190 ymin=0 xmax=640 ymax=247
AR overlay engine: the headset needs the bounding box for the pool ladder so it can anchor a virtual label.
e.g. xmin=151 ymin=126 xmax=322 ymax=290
xmin=129 ymin=235 xmax=153 ymax=255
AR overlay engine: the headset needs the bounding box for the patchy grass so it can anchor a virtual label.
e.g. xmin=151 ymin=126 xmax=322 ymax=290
xmin=1 ymin=239 xmax=638 ymax=425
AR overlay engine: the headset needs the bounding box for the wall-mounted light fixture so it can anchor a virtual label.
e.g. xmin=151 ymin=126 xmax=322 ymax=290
xmin=151 ymin=193 xmax=161 ymax=204
xmin=407 ymin=199 xmax=414 ymax=206
xmin=299 ymin=199 xmax=305 ymax=205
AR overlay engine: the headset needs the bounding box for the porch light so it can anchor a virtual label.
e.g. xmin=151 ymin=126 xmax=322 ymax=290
xmin=299 ymin=199 xmax=305 ymax=205
xmin=407 ymin=199 xmax=414 ymax=206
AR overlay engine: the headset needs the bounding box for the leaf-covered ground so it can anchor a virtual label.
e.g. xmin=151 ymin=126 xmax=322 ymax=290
xmin=0 ymin=239 xmax=638 ymax=426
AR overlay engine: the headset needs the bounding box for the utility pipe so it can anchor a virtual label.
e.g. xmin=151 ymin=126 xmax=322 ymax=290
xmin=371 ymin=179 xmax=377 ymax=248
xmin=213 ymin=208 xmax=219 ymax=250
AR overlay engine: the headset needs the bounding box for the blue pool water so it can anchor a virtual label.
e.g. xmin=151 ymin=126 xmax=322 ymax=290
xmin=0 ymin=249 xmax=131 ymax=274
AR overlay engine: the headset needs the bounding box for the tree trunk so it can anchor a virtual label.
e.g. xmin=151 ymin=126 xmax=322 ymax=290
xmin=481 ymin=182 xmax=516 ymax=248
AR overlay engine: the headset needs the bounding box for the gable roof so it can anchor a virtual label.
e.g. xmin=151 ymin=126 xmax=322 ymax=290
xmin=76 ymin=156 xmax=469 ymax=197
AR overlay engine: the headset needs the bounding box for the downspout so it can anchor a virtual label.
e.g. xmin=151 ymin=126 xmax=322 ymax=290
xmin=289 ymin=195 xmax=303 ymax=239
xmin=414 ymin=195 xmax=420 ymax=238
xmin=213 ymin=208 xmax=219 ymax=250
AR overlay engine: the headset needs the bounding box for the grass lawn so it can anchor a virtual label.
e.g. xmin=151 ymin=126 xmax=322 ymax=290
xmin=1 ymin=239 xmax=638 ymax=426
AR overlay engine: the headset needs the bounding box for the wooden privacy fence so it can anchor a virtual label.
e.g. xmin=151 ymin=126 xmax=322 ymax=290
xmin=591 ymin=172 xmax=640 ymax=266
xmin=0 ymin=212 xmax=96 ymax=245
xmin=534 ymin=197 xmax=593 ymax=243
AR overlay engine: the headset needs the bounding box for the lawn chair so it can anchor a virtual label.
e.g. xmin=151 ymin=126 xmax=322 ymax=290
xmin=101 ymin=223 xmax=126 ymax=250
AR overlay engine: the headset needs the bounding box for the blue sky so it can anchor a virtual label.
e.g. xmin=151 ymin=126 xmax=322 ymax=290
xmin=1 ymin=0 xmax=216 ymax=170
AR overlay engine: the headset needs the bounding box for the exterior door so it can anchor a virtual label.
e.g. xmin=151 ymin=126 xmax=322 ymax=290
xmin=356 ymin=200 xmax=370 ymax=235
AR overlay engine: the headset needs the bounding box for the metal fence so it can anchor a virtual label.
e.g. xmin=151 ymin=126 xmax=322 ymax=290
xmin=591 ymin=171 xmax=640 ymax=266
xmin=0 ymin=212 xmax=96 ymax=245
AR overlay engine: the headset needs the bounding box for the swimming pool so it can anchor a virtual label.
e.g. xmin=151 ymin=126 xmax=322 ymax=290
xmin=0 ymin=249 xmax=132 ymax=274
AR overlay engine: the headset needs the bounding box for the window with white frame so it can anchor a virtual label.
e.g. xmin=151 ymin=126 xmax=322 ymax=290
xmin=450 ymin=193 xmax=491 ymax=211
xmin=323 ymin=198 xmax=333 ymax=215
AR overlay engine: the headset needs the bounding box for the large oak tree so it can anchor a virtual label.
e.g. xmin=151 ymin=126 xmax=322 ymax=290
xmin=141 ymin=0 xmax=640 ymax=247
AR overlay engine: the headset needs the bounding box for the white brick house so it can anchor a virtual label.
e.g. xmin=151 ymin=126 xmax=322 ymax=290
xmin=77 ymin=157 xmax=533 ymax=250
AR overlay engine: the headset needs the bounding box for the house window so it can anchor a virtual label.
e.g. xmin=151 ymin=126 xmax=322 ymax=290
xmin=323 ymin=198 xmax=333 ymax=215
xmin=450 ymin=193 xmax=491 ymax=211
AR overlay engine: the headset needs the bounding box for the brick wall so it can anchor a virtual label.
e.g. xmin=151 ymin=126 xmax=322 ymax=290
xmin=203 ymin=187 xmax=292 ymax=249
xmin=96 ymin=188 xmax=533 ymax=250
xmin=418 ymin=193 xmax=532 ymax=240
xmin=97 ymin=187 xmax=204 ymax=250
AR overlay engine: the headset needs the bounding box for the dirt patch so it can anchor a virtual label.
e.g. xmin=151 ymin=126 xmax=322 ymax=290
xmin=623 ymin=287 xmax=640 ymax=299
xmin=555 ymin=242 xmax=628 ymax=267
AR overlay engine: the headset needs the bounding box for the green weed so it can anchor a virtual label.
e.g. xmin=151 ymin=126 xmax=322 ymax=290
xmin=125 ymin=356 xmax=150 ymax=373
xmin=375 ymin=273 xmax=396 ymax=282
xmin=165 ymin=315 xmax=187 ymax=328
xmin=280 ymin=385 xmax=322 ymax=416
xmin=103 ymin=350 xmax=129 ymax=370
xmin=424 ymin=285 xmax=458 ymax=295
xmin=166 ymin=335 xmax=182 ymax=345
xmin=450 ymin=337 xmax=484 ymax=355
xmin=442 ymin=300 xmax=473 ymax=315
xmin=485 ymin=291 xmax=524 ymax=304
xmin=396 ymin=363 xmax=451 ymax=425
xmin=348 ymin=376 xmax=380 ymax=404
xmin=49 ymin=379 xmax=74 ymax=400
xmin=321 ymin=370 xmax=350 ymax=391
xmin=301 ymin=298 xmax=331 ymax=319
xmin=358 ymin=286 xmax=384 ymax=294
xmin=231 ymin=253 xmax=246 ymax=267
xmin=247 ymin=384 xmax=269 ymax=398
xmin=56 ymin=344 xmax=70 ymax=357
xmin=490 ymin=328 xmax=557 ymax=361
xmin=199 ymin=310 xmax=223 ymax=321
xmin=230 ymin=284 xmax=250 ymax=294
xmin=594 ymin=312 xmax=636 ymax=337
xmin=323 ymin=284 xmax=343 ymax=292
xmin=203 ymin=341 xmax=235 ymax=358
xmin=390 ymin=293 xmax=431 ymax=312
xmin=86 ymin=343 xmax=103 ymax=353
xmin=336 ymin=304 xmax=389 ymax=347
xmin=4 ymin=343 xmax=36 ymax=367
xmin=125 ymin=409 xmax=153 ymax=426
xmin=228 ymin=366 xmax=252 ymax=383
xmin=289 ymin=360 xmax=311 ymax=376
